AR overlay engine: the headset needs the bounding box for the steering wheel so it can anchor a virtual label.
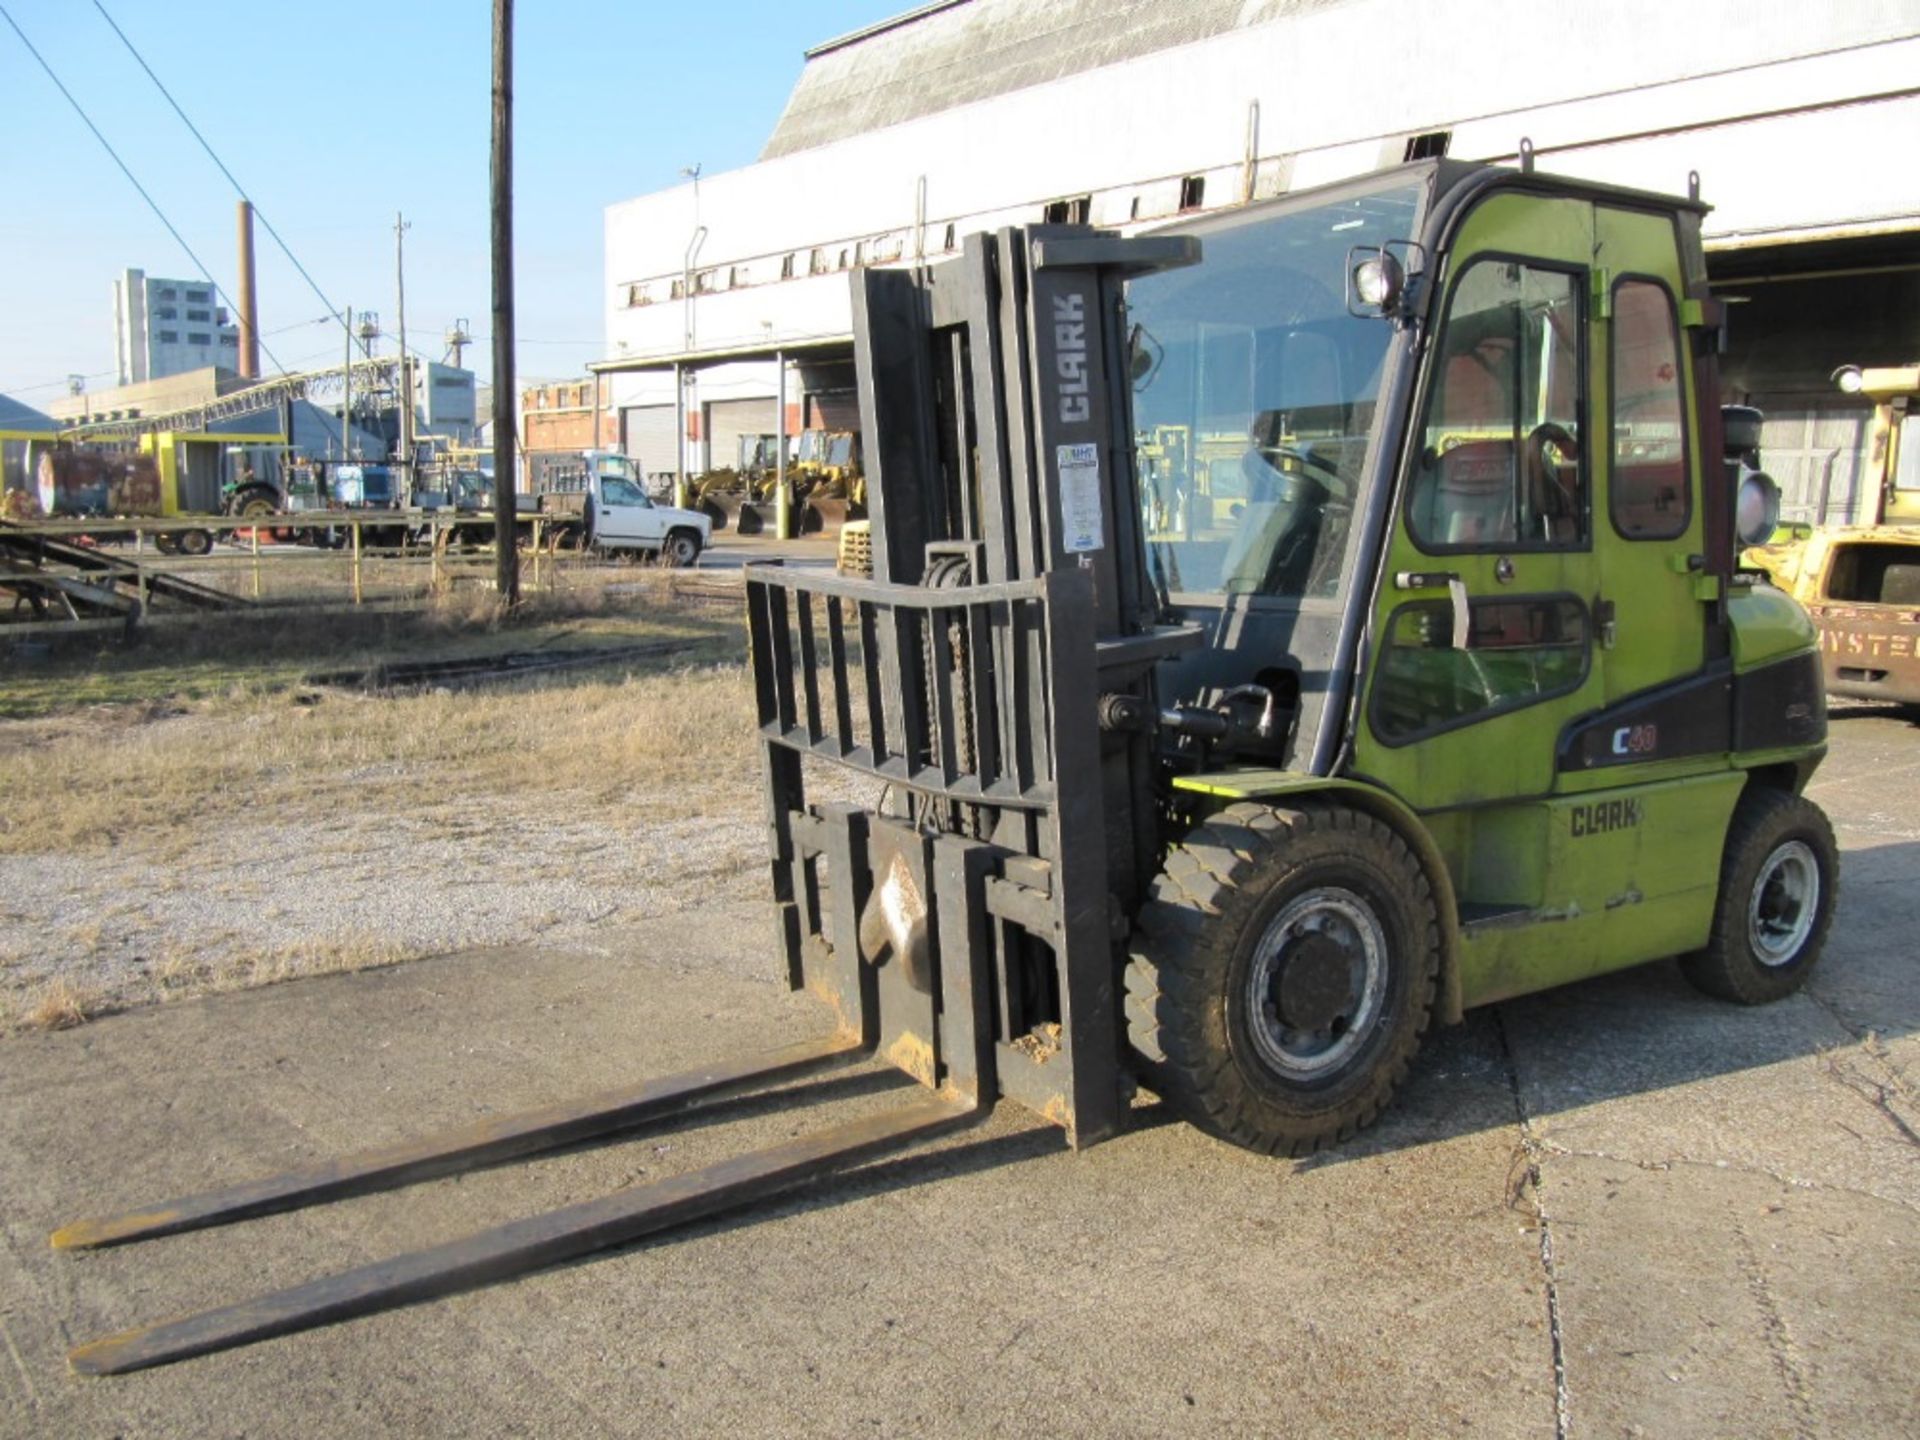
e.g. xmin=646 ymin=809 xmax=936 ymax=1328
xmin=1526 ymin=421 xmax=1579 ymax=466
xmin=1253 ymin=443 xmax=1343 ymax=480
xmin=1524 ymin=422 xmax=1581 ymax=537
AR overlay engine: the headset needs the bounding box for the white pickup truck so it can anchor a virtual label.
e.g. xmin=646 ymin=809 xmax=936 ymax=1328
xmin=538 ymin=453 xmax=710 ymax=564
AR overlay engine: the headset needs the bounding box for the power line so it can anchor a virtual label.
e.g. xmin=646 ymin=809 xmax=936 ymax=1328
xmin=89 ymin=0 xmax=354 ymax=350
xmin=0 ymin=2 xmax=294 ymax=377
xmin=0 ymin=368 xmax=117 ymax=397
xmin=0 ymin=317 xmax=333 ymax=400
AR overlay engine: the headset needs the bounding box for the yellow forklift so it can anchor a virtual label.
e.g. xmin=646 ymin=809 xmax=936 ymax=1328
xmin=1743 ymin=363 xmax=1920 ymax=704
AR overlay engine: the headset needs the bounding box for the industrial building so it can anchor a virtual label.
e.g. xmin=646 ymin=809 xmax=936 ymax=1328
xmin=112 ymin=268 xmax=241 ymax=385
xmin=48 ymin=356 xmax=479 ymax=463
xmin=594 ymin=0 xmax=1920 ymax=523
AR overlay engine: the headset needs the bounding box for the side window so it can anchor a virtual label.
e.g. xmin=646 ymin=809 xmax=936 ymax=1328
xmin=1610 ymin=279 xmax=1690 ymax=538
xmin=1372 ymin=596 xmax=1589 ymax=741
xmin=1409 ymin=261 xmax=1585 ymax=551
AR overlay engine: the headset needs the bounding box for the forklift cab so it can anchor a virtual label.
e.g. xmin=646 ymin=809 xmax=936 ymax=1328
xmin=1129 ymin=169 xmax=1721 ymax=770
xmin=1127 ymin=162 xmax=1822 ymax=1014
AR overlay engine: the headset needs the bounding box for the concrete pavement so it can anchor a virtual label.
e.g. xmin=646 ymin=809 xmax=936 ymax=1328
xmin=1 ymin=709 xmax=1913 ymax=1438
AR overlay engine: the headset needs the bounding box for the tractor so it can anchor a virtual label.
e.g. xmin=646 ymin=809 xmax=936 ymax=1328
xmin=54 ymin=156 xmax=1837 ymax=1373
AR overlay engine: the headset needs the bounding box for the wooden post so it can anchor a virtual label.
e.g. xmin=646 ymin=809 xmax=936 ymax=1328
xmin=352 ymin=521 xmax=363 ymax=605
xmin=490 ymin=0 xmax=520 ymax=607
xmin=250 ymin=524 xmax=261 ymax=599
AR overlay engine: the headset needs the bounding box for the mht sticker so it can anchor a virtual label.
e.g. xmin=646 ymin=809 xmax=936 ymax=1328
xmin=1057 ymin=444 xmax=1104 ymax=553
xmin=1571 ymin=798 xmax=1643 ymax=837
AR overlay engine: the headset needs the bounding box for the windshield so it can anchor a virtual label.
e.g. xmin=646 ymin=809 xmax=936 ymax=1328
xmin=596 ymin=455 xmax=637 ymax=483
xmin=1127 ymin=180 xmax=1423 ymax=601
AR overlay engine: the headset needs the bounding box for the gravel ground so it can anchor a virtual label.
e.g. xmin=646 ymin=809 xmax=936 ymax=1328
xmin=0 ymin=789 xmax=777 ymax=1022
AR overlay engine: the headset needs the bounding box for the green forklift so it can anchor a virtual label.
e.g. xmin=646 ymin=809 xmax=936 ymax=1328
xmin=54 ymin=154 xmax=1835 ymax=1371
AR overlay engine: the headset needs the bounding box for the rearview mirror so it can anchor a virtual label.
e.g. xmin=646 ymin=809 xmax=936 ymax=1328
xmin=1723 ymin=404 xmax=1780 ymax=546
xmin=1735 ymin=469 xmax=1781 ymax=547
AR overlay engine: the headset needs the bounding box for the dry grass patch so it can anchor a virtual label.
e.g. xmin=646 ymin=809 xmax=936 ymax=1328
xmin=1 ymin=933 xmax=430 ymax=1036
xmin=10 ymin=977 xmax=103 ymax=1032
xmin=205 ymin=932 xmax=421 ymax=993
xmin=1 ymin=587 xmax=757 ymax=857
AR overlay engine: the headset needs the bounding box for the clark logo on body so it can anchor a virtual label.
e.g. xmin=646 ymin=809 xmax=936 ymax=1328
xmin=1053 ymin=294 xmax=1089 ymax=423
xmin=1571 ymin=798 xmax=1644 ymax=837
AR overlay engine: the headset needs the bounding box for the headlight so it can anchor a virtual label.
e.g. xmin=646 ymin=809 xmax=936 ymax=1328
xmin=1352 ymin=254 xmax=1404 ymax=311
xmin=1735 ymin=467 xmax=1781 ymax=547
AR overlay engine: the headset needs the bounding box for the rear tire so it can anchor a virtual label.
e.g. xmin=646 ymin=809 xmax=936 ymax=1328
xmin=230 ymin=488 xmax=278 ymax=520
xmin=1680 ymin=788 xmax=1837 ymax=1004
xmin=1127 ymin=801 xmax=1441 ymax=1156
xmin=174 ymin=528 xmax=213 ymax=557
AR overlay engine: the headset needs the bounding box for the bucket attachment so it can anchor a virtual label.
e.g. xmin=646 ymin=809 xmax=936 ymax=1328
xmin=804 ymin=497 xmax=851 ymax=534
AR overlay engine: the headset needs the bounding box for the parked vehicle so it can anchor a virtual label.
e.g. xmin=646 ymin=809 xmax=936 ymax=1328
xmin=1743 ymin=363 xmax=1920 ymax=704
xmin=539 ymin=457 xmax=709 ymax=563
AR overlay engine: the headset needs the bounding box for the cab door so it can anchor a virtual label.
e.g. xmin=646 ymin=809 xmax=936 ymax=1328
xmin=594 ymin=475 xmax=659 ymax=546
xmin=1353 ymin=193 xmax=1604 ymax=811
xmin=1589 ymin=205 xmax=1709 ymax=705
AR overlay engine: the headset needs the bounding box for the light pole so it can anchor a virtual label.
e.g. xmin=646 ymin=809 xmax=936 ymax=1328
xmin=676 ymin=163 xmax=704 ymax=508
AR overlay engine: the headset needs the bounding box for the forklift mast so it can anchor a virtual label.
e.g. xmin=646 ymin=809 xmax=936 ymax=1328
xmin=744 ymin=226 xmax=1202 ymax=1148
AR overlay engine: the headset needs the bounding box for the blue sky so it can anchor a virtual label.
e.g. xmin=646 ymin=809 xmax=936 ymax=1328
xmin=0 ymin=0 xmax=904 ymax=401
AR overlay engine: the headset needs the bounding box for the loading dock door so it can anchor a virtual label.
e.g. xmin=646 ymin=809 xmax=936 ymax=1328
xmin=807 ymin=391 xmax=860 ymax=432
xmin=1750 ymin=401 xmax=1873 ymax=526
xmin=704 ymin=398 xmax=780 ymax=473
xmin=620 ymin=404 xmax=678 ymax=483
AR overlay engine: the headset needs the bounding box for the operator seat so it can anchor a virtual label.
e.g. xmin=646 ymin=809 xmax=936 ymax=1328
xmin=1414 ymin=439 xmax=1517 ymax=546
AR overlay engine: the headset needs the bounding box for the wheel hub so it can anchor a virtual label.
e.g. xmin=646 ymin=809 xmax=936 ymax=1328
xmin=1748 ymin=839 xmax=1819 ymax=967
xmin=1272 ymin=933 xmax=1355 ymax=1033
xmin=1245 ymin=887 xmax=1387 ymax=1079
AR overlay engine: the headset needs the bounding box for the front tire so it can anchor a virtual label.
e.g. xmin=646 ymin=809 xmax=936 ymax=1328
xmin=1127 ymin=801 xmax=1441 ymax=1156
xmin=1680 ymin=788 xmax=1837 ymax=1004
xmin=662 ymin=529 xmax=701 ymax=567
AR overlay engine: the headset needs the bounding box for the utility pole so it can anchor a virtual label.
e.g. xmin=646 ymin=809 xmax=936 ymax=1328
xmin=342 ymin=303 xmax=354 ymax=461
xmin=395 ymin=212 xmax=414 ymax=497
xmin=445 ymin=318 xmax=472 ymax=370
xmin=490 ymin=0 xmax=519 ymax=605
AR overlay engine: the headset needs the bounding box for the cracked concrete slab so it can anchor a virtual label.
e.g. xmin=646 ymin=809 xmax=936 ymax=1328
xmin=2 ymin=900 xmax=1560 ymax=1440
xmin=1541 ymin=1156 xmax=1918 ymax=1439
xmin=0 ymin=711 xmax=1915 ymax=1437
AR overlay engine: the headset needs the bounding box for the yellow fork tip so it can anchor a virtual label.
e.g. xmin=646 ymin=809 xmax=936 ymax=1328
xmin=50 ymin=1208 xmax=180 ymax=1250
xmin=67 ymin=1328 xmax=148 ymax=1376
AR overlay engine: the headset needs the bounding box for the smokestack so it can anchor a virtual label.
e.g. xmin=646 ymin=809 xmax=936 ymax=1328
xmin=235 ymin=200 xmax=260 ymax=379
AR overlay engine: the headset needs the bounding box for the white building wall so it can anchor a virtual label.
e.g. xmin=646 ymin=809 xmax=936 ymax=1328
xmin=603 ymin=0 xmax=1920 ymax=371
xmin=114 ymin=269 xmax=241 ymax=384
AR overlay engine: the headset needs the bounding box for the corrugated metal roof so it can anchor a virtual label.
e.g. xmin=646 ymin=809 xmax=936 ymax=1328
xmin=0 ymin=393 xmax=59 ymax=433
xmin=762 ymin=0 xmax=1357 ymax=159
